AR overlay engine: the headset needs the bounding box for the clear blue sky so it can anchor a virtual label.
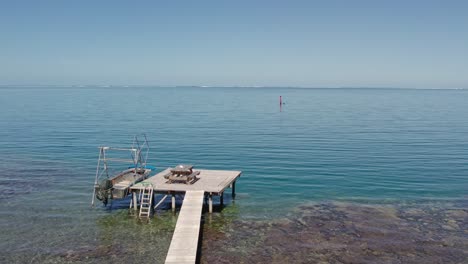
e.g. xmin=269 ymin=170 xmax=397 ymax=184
xmin=1 ymin=0 xmax=467 ymax=88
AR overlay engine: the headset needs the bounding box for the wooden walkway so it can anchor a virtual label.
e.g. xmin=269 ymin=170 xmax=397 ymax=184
xmin=165 ymin=191 xmax=205 ymax=264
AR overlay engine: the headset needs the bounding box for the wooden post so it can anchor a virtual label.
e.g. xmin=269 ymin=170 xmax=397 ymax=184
xmin=133 ymin=191 xmax=138 ymax=210
xmin=129 ymin=193 xmax=133 ymax=209
xmin=152 ymin=192 xmax=155 ymax=214
xmin=171 ymin=194 xmax=176 ymax=213
xmin=208 ymin=194 xmax=213 ymax=213
xmin=220 ymin=192 xmax=224 ymax=207
xmin=232 ymin=181 xmax=236 ymax=200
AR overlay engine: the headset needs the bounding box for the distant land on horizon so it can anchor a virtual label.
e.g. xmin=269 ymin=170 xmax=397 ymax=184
xmin=0 ymin=84 xmax=466 ymax=90
xmin=2 ymin=2 xmax=467 ymax=91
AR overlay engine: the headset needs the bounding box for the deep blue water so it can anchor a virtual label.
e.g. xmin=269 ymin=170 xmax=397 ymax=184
xmin=0 ymin=86 xmax=467 ymax=262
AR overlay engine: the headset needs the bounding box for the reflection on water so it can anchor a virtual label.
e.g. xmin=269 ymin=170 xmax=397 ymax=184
xmin=201 ymin=201 xmax=468 ymax=264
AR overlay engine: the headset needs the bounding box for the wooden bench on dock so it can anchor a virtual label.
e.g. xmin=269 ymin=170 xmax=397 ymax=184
xmin=164 ymin=164 xmax=200 ymax=185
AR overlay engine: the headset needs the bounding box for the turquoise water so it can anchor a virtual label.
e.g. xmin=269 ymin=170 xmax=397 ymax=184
xmin=0 ymin=87 xmax=467 ymax=262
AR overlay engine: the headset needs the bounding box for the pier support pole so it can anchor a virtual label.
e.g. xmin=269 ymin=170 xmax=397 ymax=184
xmin=129 ymin=194 xmax=133 ymax=209
xmin=220 ymin=192 xmax=224 ymax=207
xmin=132 ymin=191 xmax=138 ymax=211
xmin=152 ymin=192 xmax=155 ymax=214
xmin=231 ymin=181 xmax=236 ymax=200
xmin=171 ymin=194 xmax=176 ymax=213
xmin=208 ymin=194 xmax=213 ymax=213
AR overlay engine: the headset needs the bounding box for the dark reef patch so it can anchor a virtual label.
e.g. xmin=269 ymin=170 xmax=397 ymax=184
xmin=201 ymin=202 xmax=468 ymax=264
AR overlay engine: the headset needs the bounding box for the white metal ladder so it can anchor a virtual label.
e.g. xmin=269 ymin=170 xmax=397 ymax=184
xmin=139 ymin=183 xmax=153 ymax=218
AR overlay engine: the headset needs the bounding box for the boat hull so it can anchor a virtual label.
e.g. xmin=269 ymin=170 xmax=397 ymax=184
xmin=95 ymin=168 xmax=152 ymax=203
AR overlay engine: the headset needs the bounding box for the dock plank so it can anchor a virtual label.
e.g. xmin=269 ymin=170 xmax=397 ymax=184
xmin=165 ymin=191 xmax=205 ymax=264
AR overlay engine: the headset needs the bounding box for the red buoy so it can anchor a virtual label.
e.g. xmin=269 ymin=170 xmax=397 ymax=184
xmin=280 ymin=96 xmax=282 ymax=112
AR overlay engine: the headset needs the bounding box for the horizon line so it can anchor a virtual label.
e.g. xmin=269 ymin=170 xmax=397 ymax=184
xmin=0 ymin=84 xmax=466 ymax=90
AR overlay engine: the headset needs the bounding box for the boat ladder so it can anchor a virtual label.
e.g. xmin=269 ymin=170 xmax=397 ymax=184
xmin=139 ymin=183 xmax=153 ymax=218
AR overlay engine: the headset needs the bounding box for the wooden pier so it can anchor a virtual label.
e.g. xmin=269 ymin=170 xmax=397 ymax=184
xmin=131 ymin=168 xmax=241 ymax=213
xmin=165 ymin=191 xmax=204 ymax=264
xmin=129 ymin=168 xmax=241 ymax=263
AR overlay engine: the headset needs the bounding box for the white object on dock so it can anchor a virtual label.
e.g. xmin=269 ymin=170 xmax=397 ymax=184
xmin=165 ymin=191 xmax=205 ymax=264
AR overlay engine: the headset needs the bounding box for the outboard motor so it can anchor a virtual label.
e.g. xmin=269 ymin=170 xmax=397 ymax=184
xmin=95 ymin=179 xmax=113 ymax=206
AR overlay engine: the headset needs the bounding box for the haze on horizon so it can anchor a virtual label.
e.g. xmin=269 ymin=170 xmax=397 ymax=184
xmin=1 ymin=0 xmax=467 ymax=89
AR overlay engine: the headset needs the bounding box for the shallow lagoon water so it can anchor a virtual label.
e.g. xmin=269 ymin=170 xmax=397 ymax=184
xmin=0 ymin=86 xmax=467 ymax=263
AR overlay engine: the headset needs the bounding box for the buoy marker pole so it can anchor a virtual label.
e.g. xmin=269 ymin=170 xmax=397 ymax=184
xmin=280 ymin=96 xmax=282 ymax=112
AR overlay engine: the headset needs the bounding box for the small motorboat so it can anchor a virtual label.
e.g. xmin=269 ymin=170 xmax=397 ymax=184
xmin=92 ymin=135 xmax=154 ymax=206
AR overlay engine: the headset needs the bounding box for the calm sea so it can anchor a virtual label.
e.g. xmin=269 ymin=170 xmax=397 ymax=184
xmin=0 ymin=86 xmax=467 ymax=263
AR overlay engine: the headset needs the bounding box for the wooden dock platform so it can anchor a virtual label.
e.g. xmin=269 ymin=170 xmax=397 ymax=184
xmin=165 ymin=191 xmax=205 ymax=264
xmin=130 ymin=168 xmax=241 ymax=213
xmin=131 ymin=168 xmax=241 ymax=195
xmin=129 ymin=167 xmax=241 ymax=263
